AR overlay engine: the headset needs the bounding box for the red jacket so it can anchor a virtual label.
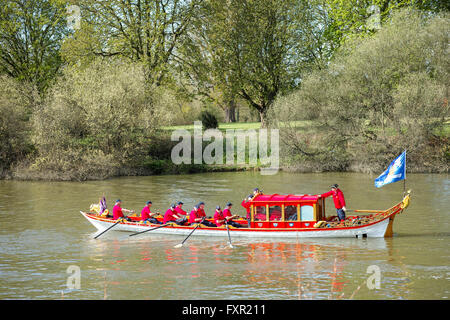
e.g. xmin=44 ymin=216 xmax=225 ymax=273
xmin=223 ymin=208 xmax=232 ymax=219
xmin=241 ymin=200 xmax=251 ymax=219
xmin=321 ymin=189 xmax=346 ymax=209
xmin=175 ymin=206 xmax=186 ymax=216
xmin=113 ymin=204 xmax=124 ymax=220
xmin=163 ymin=208 xmax=178 ymax=224
xmin=189 ymin=208 xmax=204 ymax=224
xmin=214 ymin=210 xmax=225 ymax=227
xmin=141 ymin=206 xmax=152 ymax=221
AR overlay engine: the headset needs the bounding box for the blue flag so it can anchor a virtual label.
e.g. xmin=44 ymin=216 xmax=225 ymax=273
xmin=375 ymin=151 xmax=406 ymax=188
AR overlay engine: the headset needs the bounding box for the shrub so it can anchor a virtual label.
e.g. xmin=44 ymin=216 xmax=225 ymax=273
xmin=0 ymin=76 xmax=37 ymax=175
xmin=270 ymin=9 xmax=449 ymax=172
xmin=29 ymin=59 xmax=172 ymax=180
xmin=200 ymin=110 xmax=219 ymax=129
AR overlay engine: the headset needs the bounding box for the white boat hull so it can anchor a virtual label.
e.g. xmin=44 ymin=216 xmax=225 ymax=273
xmin=80 ymin=211 xmax=391 ymax=238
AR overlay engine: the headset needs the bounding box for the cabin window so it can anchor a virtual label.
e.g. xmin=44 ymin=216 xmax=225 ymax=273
xmin=254 ymin=206 xmax=266 ymax=221
xmin=300 ymin=205 xmax=314 ymax=221
xmin=285 ymin=205 xmax=297 ymax=221
xmin=269 ymin=205 xmax=282 ymax=221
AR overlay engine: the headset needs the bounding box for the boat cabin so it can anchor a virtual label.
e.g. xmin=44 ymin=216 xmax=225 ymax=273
xmin=248 ymin=194 xmax=325 ymax=228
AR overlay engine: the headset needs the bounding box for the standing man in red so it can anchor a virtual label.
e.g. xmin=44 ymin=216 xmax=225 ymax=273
xmin=112 ymin=199 xmax=134 ymax=221
xmin=241 ymin=194 xmax=253 ymax=227
xmin=163 ymin=204 xmax=187 ymax=225
xmin=318 ymin=184 xmax=347 ymax=221
xmin=141 ymin=200 xmax=162 ymax=224
xmin=223 ymin=202 xmax=242 ymax=228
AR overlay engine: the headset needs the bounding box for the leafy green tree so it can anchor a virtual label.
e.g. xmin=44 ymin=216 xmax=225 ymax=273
xmin=325 ymin=0 xmax=450 ymax=49
xmin=0 ymin=0 xmax=70 ymax=93
xmin=271 ymin=9 xmax=449 ymax=172
xmin=63 ymin=0 xmax=201 ymax=86
xmin=179 ymin=0 xmax=321 ymax=127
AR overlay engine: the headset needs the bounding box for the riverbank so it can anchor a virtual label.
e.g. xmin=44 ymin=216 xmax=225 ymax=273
xmin=2 ymin=121 xmax=448 ymax=181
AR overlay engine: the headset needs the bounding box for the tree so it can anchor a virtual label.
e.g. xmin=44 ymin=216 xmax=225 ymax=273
xmin=324 ymin=0 xmax=450 ymax=50
xmin=178 ymin=0 xmax=321 ymax=127
xmin=0 ymin=0 xmax=70 ymax=93
xmin=63 ymin=0 xmax=201 ymax=86
xmin=271 ymin=9 xmax=449 ymax=172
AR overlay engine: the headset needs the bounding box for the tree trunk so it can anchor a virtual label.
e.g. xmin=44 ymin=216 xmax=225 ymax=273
xmin=224 ymin=99 xmax=236 ymax=123
xmin=259 ymin=109 xmax=267 ymax=128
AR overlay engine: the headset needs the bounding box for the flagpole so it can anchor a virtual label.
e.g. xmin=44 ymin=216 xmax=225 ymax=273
xmin=403 ymin=150 xmax=406 ymax=195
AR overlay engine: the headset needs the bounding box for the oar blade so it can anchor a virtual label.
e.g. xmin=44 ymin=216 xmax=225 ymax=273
xmin=174 ymin=243 xmax=183 ymax=248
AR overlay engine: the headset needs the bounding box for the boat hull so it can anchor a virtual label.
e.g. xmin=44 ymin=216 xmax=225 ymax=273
xmin=80 ymin=211 xmax=391 ymax=239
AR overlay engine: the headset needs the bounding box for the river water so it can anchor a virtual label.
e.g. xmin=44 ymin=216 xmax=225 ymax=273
xmin=0 ymin=172 xmax=448 ymax=300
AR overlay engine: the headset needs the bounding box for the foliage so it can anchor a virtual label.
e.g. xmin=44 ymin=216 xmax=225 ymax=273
xmin=62 ymin=0 xmax=201 ymax=86
xmin=324 ymin=0 xmax=450 ymax=50
xmin=0 ymin=76 xmax=38 ymax=174
xmin=29 ymin=59 xmax=172 ymax=180
xmin=179 ymin=0 xmax=323 ymax=127
xmin=270 ymin=9 xmax=449 ymax=172
xmin=0 ymin=0 xmax=70 ymax=93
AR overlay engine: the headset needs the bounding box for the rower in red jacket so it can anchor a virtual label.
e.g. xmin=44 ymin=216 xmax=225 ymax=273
xmin=319 ymin=184 xmax=347 ymax=221
xmin=189 ymin=202 xmax=216 ymax=227
xmin=174 ymin=201 xmax=187 ymax=216
xmin=214 ymin=206 xmax=225 ymax=227
xmin=163 ymin=204 xmax=187 ymax=225
xmin=112 ymin=199 xmax=134 ymax=221
xmin=141 ymin=200 xmax=162 ymax=224
xmin=223 ymin=202 xmax=242 ymax=228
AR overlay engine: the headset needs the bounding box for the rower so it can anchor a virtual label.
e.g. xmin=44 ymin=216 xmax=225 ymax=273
xmin=189 ymin=202 xmax=216 ymax=227
xmin=223 ymin=202 xmax=242 ymax=228
xmin=175 ymin=201 xmax=187 ymax=216
xmin=112 ymin=199 xmax=134 ymax=221
xmin=163 ymin=204 xmax=187 ymax=225
xmin=214 ymin=206 xmax=225 ymax=227
xmin=141 ymin=201 xmax=162 ymax=224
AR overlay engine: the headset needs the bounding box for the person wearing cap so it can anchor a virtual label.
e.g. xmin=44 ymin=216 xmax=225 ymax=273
xmin=214 ymin=206 xmax=225 ymax=227
xmin=112 ymin=199 xmax=134 ymax=220
xmin=241 ymin=194 xmax=253 ymax=227
xmin=318 ymin=184 xmax=347 ymax=221
xmin=174 ymin=201 xmax=187 ymax=216
xmin=223 ymin=202 xmax=242 ymax=228
xmin=163 ymin=204 xmax=187 ymax=225
xmin=141 ymin=201 xmax=162 ymax=224
xmin=189 ymin=203 xmax=216 ymax=227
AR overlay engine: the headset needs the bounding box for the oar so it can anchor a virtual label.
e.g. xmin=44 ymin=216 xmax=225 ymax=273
xmin=94 ymin=218 xmax=123 ymax=239
xmin=225 ymin=220 xmax=234 ymax=248
xmin=128 ymin=223 xmax=171 ymax=237
xmin=174 ymin=218 xmax=204 ymax=248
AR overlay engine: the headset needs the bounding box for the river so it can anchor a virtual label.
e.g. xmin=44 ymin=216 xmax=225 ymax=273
xmin=0 ymin=172 xmax=448 ymax=300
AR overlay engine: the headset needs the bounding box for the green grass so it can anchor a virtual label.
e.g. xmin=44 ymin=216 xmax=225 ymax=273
xmin=161 ymin=120 xmax=315 ymax=132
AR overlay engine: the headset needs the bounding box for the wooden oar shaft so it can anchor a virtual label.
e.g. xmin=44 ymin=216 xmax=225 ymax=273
xmin=225 ymin=221 xmax=233 ymax=248
xmin=175 ymin=218 xmax=205 ymax=248
xmin=94 ymin=219 xmax=122 ymax=239
xmin=129 ymin=223 xmax=170 ymax=237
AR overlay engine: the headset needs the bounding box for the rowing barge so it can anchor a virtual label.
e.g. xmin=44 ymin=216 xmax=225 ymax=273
xmin=80 ymin=190 xmax=411 ymax=239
